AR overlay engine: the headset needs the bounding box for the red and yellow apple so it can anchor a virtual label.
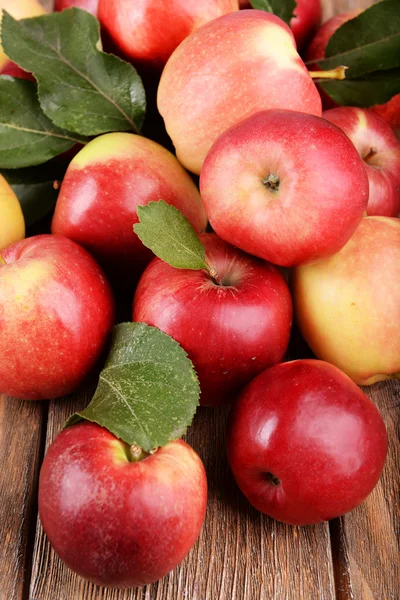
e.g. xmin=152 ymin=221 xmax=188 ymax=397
xmin=293 ymin=217 xmax=400 ymax=385
xmin=39 ymin=422 xmax=207 ymax=587
xmin=158 ymin=10 xmax=322 ymax=174
xmin=0 ymin=174 xmax=25 ymax=250
xmin=54 ymin=0 xmax=98 ymax=14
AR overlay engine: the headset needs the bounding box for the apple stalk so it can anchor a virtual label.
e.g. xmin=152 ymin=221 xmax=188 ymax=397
xmin=0 ymin=254 xmax=6 ymax=265
xmin=309 ymin=65 xmax=347 ymax=80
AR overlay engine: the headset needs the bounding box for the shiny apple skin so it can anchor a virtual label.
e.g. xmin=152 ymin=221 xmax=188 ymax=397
xmin=39 ymin=422 xmax=207 ymax=588
xmin=0 ymin=235 xmax=115 ymax=400
xmin=98 ymin=0 xmax=238 ymax=72
xmin=323 ymin=107 xmax=400 ymax=217
xmin=227 ymin=359 xmax=388 ymax=526
xmin=200 ymin=109 xmax=369 ymax=267
xmin=54 ymin=0 xmax=98 ymax=14
xmin=0 ymin=60 xmax=34 ymax=80
xmin=133 ymin=234 xmax=292 ymax=407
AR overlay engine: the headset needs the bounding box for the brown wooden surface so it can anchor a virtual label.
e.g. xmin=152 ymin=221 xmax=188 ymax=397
xmin=1 ymin=0 xmax=399 ymax=599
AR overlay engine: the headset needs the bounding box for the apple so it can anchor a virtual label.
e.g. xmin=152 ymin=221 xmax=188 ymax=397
xmin=0 ymin=174 xmax=25 ymax=250
xmin=226 ymin=359 xmax=388 ymax=526
xmin=0 ymin=0 xmax=46 ymax=70
xmin=157 ymin=10 xmax=322 ymax=174
xmin=0 ymin=60 xmax=34 ymax=80
xmin=54 ymin=0 xmax=98 ymax=15
xmin=239 ymin=0 xmax=322 ymax=50
xmin=306 ymin=10 xmax=400 ymax=132
xmin=98 ymin=0 xmax=239 ymax=72
xmin=293 ymin=217 xmax=400 ymax=385
xmin=52 ymin=132 xmax=207 ymax=286
xmin=39 ymin=421 xmax=207 ymax=587
xmin=323 ymin=107 xmax=400 ymax=217
xmin=133 ymin=233 xmax=292 ymax=407
xmin=0 ymin=235 xmax=115 ymax=400
xmin=200 ymin=109 xmax=369 ymax=267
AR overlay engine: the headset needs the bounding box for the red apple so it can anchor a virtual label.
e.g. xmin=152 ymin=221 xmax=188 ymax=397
xmin=293 ymin=217 xmax=400 ymax=385
xmin=157 ymin=10 xmax=322 ymax=174
xmin=323 ymin=107 xmax=400 ymax=217
xmin=200 ymin=109 xmax=369 ymax=267
xmin=227 ymin=359 xmax=388 ymax=526
xmin=0 ymin=235 xmax=115 ymax=400
xmin=0 ymin=60 xmax=34 ymax=80
xmin=371 ymin=95 xmax=400 ymax=141
xmin=39 ymin=422 xmax=207 ymax=587
xmin=52 ymin=132 xmax=207 ymax=286
xmin=239 ymin=0 xmax=322 ymax=50
xmin=54 ymin=0 xmax=98 ymax=14
xmin=98 ymin=0 xmax=239 ymax=72
xmin=133 ymin=234 xmax=292 ymax=407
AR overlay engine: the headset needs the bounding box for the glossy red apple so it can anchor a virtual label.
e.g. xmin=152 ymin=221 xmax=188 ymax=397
xmin=227 ymin=359 xmax=388 ymax=525
xmin=323 ymin=107 xmax=400 ymax=217
xmin=0 ymin=235 xmax=115 ymax=400
xmin=293 ymin=217 xmax=400 ymax=385
xmin=54 ymin=0 xmax=98 ymax=14
xmin=133 ymin=234 xmax=292 ymax=407
xmin=158 ymin=10 xmax=322 ymax=174
xmin=52 ymin=132 xmax=207 ymax=286
xmin=39 ymin=422 xmax=207 ymax=587
xmin=98 ymin=0 xmax=238 ymax=72
xmin=200 ymin=109 xmax=369 ymax=267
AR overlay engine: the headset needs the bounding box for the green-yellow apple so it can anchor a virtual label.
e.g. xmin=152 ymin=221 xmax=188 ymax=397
xmin=200 ymin=109 xmax=369 ymax=267
xmin=158 ymin=10 xmax=322 ymax=174
xmin=52 ymin=132 xmax=207 ymax=286
xmin=323 ymin=107 xmax=400 ymax=217
xmin=0 ymin=174 xmax=25 ymax=250
xmin=293 ymin=217 xmax=400 ymax=385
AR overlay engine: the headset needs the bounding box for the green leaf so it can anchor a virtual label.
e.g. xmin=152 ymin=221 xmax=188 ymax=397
xmin=319 ymin=68 xmax=400 ymax=108
xmin=250 ymin=0 xmax=296 ymax=26
xmin=317 ymin=1 xmax=400 ymax=78
xmin=66 ymin=323 xmax=200 ymax=451
xmin=134 ymin=200 xmax=209 ymax=271
xmin=1 ymin=9 xmax=146 ymax=136
xmin=0 ymin=76 xmax=82 ymax=169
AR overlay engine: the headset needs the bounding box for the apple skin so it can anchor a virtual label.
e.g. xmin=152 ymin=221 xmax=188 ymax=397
xmin=200 ymin=109 xmax=369 ymax=267
xmin=293 ymin=217 xmax=400 ymax=385
xmin=226 ymin=359 xmax=388 ymax=526
xmin=39 ymin=422 xmax=207 ymax=588
xmin=323 ymin=107 xmax=400 ymax=217
xmin=0 ymin=235 xmax=115 ymax=400
xmin=54 ymin=0 xmax=98 ymax=15
xmin=98 ymin=0 xmax=238 ymax=72
xmin=0 ymin=174 xmax=25 ymax=250
xmin=0 ymin=60 xmax=34 ymax=80
xmin=52 ymin=132 xmax=207 ymax=286
xmin=158 ymin=10 xmax=322 ymax=174
xmin=133 ymin=234 xmax=292 ymax=407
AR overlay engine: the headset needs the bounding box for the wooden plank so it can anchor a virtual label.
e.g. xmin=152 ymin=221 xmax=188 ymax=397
xmin=0 ymin=395 xmax=45 ymax=600
xmin=29 ymin=393 xmax=336 ymax=600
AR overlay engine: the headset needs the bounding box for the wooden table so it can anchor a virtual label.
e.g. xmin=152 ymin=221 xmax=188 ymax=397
xmin=1 ymin=0 xmax=399 ymax=599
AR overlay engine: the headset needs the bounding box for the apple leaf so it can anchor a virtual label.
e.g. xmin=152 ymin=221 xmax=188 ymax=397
xmin=134 ymin=200 xmax=209 ymax=271
xmin=249 ymin=0 xmax=296 ymax=26
xmin=1 ymin=8 xmax=146 ymax=136
xmin=0 ymin=77 xmax=82 ymax=169
xmin=317 ymin=1 xmax=400 ymax=78
xmin=319 ymin=68 xmax=400 ymax=108
xmin=66 ymin=323 xmax=200 ymax=452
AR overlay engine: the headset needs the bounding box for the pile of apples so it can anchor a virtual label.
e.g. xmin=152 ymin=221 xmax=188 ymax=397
xmin=0 ymin=0 xmax=399 ymax=591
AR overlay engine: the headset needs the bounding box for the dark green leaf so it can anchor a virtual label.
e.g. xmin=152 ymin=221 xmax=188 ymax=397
xmin=317 ymin=1 xmax=400 ymax=78
xmin=1 ymin=9 xmax=146 ymax=136
xmin=66 ymin=323 xmax=200 ymax=451
xmin=0 ymin=76 xmax=82 ymax=168
xmin=250 ymin=0 xmax=296 ymax=26
xmin=134 ymin=200 xmax=209 ymax=271
xmin=319 ymin=68 xmax=400 ymax=108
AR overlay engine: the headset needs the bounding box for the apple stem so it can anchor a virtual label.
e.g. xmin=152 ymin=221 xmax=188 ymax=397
xmin=0 ymin=254 xmax=6 ymax=265
xmin=128 ymin=443 xmax=148 ymax=462
xmin=208 ymin=266 xmax=220 ymax=285
xmin=309 ymin=66 xmax=348 ymax=81
xmin=363 ymin=146 xmax=378 ymax=162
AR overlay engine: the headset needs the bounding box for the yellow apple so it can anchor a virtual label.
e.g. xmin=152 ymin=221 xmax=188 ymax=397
xmin=0 ymin=175 xmax=25 ymax=251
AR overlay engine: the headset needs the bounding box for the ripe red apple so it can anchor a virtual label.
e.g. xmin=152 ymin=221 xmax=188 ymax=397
xmin=0 ymin=60 xmax=34 ymax=80
xmin=157 ymin=10 xmax=322 ymax=174
xmin=200 ymin=109 xmax=369 ymax=267
xmin=239 ymin=0 xmax=322 ymax=50
xmin=39 ymin=422 xmax=207 ymax=587
xmin=133 ymin=234 xmax=292 ymax=407
xmin=323 ymin=107 xmax=400 ymax=217
xmin=227 ymin=359 xmax=388 ymax=526
xmin=52 ymin=132 xmax=207 ymax=286
xmin=54 ymin=0 xmax=98 ymax=15
xmin=293 ymin=217 xmax=400 ymax=385
xmin=0 ymin=235 xmax=115 ymax=400
xmin=98 ymin=0 xmax=239 ymax=72
xmin=306 ymin=11 xmax=400 ymax=131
